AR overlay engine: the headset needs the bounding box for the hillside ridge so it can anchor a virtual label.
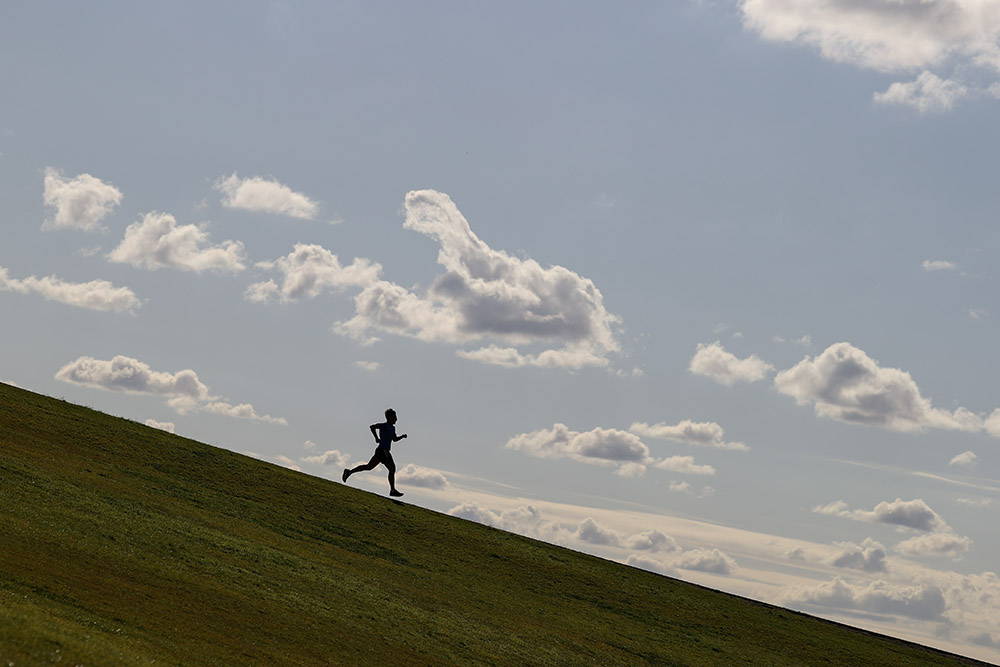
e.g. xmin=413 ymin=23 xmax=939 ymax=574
xmin=0 ymin=382 xmax=992 ymax=665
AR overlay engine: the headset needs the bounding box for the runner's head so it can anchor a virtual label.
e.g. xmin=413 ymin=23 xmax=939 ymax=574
xmin=385 ymin=408 xmax=397 ymax=423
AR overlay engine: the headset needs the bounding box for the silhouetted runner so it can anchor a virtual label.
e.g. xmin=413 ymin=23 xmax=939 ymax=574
xmin=342 ymin=408 xmax=408 ymax=497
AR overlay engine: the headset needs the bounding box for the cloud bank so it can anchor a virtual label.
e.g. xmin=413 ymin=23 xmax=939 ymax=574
xmin=55 ymin=355 xmax=285 ymax=425
xmin=504 ymin=423 xmax=716 ymax=477
xmin=0 ymin=266 xmax=140 ymax=313
xmin=42 ymin=167 xmax=122 ymax=232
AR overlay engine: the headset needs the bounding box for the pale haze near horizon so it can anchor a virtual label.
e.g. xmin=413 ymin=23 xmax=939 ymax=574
xmin=2 ymin=2 xmax=1000 ymax=662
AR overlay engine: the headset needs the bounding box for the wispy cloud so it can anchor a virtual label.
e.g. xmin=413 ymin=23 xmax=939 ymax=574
xmin=42 ymin=167 xmax=122 ymax=232
xmin=0 ymin=266 xmax=140 ymax=313
xmin=215 ymin=173 xmax=319 ymax=220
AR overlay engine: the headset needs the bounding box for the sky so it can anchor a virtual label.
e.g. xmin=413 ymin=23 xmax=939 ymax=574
xmin=3 ymin=0 xmax=1000 ymax=661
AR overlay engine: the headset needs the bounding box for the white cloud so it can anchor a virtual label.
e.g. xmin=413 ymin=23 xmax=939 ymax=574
xmin=896 ymin=533 xmax=973 ymax=559
xmin=774 ymin=342 xmax=980 ymax=433
xmin=108 ymin=212 xmax=246 ymax=272
xmin=654 ymin=456 xmax=716 ymax=476
xmin=0 ymin=266 xmax=140 ymax=313
xmin=630 ymin=419 xmax=749 ymax=451
xmin=949 ymin=450 xmax=978 ymax=467
xmin=781 ymin=577 xmax=947 ymax=621
xmin=144 ymin=419 xmax=175 ymax=433
xmin=505 ymin=423 xmax=649 ymax=475
xmin=875 ymin=71 xmax=968 ymax=112
xmin=335 ymin=190 xmax=623 ymax=370
xmin=986 ymin=409 xmax=1000 ymax=437
xmin=247 ymin=243 xmax=381 ymax=303
xmin=302 ymin=449 xmax=350 ymax=467
xmin=831 ymin=539 xmax=888 ymax=572
xmin=215 ymin=172 xmax=319 ymax=220
xmin=353 ymin=360 xmax=380 ymax=372
xmin=922 ymin=259 xmax=958 ymax=271
xmin=814 ymin=498 xmax=951 ymax=533
xmin=42 ymin=167 xmax=122 ymax=232
xmin=55 ymin=355 xmax=285 ymax=425
xmin=689 ymin=341 xmax=774 ymax=386
xmin=504 ymin=423 xmax=716 ymax=477
xmin=396 ymin=463 xmax=448 ymax=490
xmin=740 ymin=0 xmax=1000 ymax=111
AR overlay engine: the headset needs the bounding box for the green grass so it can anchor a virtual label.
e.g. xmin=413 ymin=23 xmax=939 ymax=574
xmin=0 ymin=382 xmax=991 ymax=666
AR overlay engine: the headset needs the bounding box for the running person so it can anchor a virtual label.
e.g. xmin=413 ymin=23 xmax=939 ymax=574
xmin=342 ymin=408 xmax=408 ymax=497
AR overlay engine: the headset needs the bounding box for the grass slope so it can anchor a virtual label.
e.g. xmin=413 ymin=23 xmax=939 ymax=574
xmin=0 ymin=382 xmax=991 ymax=666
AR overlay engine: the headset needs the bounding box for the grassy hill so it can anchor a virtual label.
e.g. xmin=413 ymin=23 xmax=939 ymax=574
xmin=0 ymin=382 xmax=991 ymax=666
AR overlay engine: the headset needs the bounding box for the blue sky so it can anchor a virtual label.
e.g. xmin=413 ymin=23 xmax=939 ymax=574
xmin=3 ymin=1 xmax=1000 ymax=660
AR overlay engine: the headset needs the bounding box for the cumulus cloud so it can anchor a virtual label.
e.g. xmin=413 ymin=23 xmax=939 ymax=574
xmin=55 ymin=355 xmax=285 ymax=425
xmin=781 ymin=577 xmax=947 ymax=621
xmin=108 ymin=212 xmax=246 ymax=272
xmin=895 ymin=533 xmax=973 ymax=559
xmin=654 ymin=456 xmax=716 ymax=476
xmin=630 ymin=419 xmax=749 ymax=451
xmin=689 ymin=341 xmax=774 ymax=386
xmin=246 ymin=243 xmax=381 ymax=303
xmin=42 ymin=167 xmax=122 ymax=232
xmin=814 ymin=498 xmax=951 ymax=533
xmin=144 ymin=419 xmax=175 ymax=433
xmin=948 ymin=450 xmax=977 ymax=468
xmin=353 ymin=360 xmax=380 ymax=372
xmin=625 ymin=530 xmax=681 ymax=553
xmin=504 ymin=423 xmax=716 ymax=477
xmin=395 ymin=463 xmax=448 ymax=490
xmin=215 ymin=173 xmax=319 ymax=220
xmin=575 ymin=517 xmax=622 ymax=546
xmin=831 ymin=539 xmax=888 ymax=572
xmin=740 ymin=0 xmax=1000 ymax=112
xmin=774 ymin=342 xmax=980 ymax=433
xmin=504 ymin=423 xmax=649 ymax=475
xmin=0 ymin=266 xmax=140 ymax=313
xmin=874 ymin=71 xmax=968 ymax=112
xmin=335 ymin=190 xmax=623 ymax=370
xmin=673 ymin=548 xmax=737 ymax=575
